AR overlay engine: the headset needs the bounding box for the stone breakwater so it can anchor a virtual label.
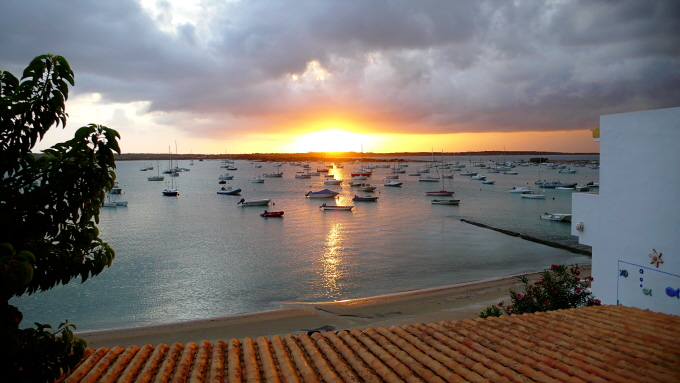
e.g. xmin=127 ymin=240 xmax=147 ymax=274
xmin=460 ymin=219 xmax=592 ymax=256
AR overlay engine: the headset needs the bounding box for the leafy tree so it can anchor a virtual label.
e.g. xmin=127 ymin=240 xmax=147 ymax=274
xmin=1 ymin=54 xmax=120 ymax=382
xmin=480 ymin=264 xmax=601 ymax=318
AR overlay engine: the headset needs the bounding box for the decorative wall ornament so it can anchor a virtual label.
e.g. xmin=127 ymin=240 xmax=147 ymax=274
xmin=648 ymin=249 xmax=663 ymax=268
xmin=620 ymin=270 xmax=628 ymax=277
xmin=643 ymin=288 xmax=653 ymax=296
xmin=666 ymin=287 xmax=680 ymax=298
xmin=575 ymin=221 xmax=584 ymax=232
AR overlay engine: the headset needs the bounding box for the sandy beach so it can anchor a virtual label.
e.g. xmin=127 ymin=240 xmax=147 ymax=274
xmin=78 ymin=265 xmax=590 ymax=349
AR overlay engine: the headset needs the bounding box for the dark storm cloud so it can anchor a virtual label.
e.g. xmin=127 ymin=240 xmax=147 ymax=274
xmin=1 ymin=0 xmax=678 ymax=136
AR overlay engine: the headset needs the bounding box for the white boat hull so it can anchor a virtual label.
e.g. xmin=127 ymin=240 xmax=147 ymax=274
xmin=238 ymin=199 xmax=271 ymax=206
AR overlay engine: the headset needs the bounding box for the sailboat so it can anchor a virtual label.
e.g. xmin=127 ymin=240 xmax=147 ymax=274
xmin=147 ymin=158 xmax=164 ymax=181
xmin=162 ymin=146 xmax=179 ymax=196
xmin=426 ymin=150 xmax=455 ymax=196
xmin=521 ymin=159 xmax=546 ymax=199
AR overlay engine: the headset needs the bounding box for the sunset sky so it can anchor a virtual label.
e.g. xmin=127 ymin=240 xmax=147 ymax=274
xmin=2 ymin=1 xmax=678 ymax=154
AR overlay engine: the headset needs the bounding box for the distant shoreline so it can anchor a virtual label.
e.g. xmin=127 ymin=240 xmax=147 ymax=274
xmin=75 ymin=151 xmax=599 ymax=162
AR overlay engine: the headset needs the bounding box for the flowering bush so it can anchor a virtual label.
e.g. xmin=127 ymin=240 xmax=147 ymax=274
xmin=480 ymin=264 xmax=601 ymax=318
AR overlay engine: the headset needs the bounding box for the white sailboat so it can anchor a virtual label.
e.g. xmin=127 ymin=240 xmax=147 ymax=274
xmin=426 ymin=151 xmax=455 ymax=196
xmin=162 ymin=146 xmax=179 ymax=196
xmin=148 ymin=158 xmax=164 ymax=181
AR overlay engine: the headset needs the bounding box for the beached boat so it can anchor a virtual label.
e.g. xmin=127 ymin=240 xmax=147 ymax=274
xmin=540 ymin=213 xmax=572 ymax=221
xmin=353 ymin=195 xmax=379 ymax=202
xmin=320 ymin=203 xmax=353 ymax=211
xmin=431 ymin=199 xmax=460 ymax=205
xmin=260 ymin=210 xmax=284 ymax=218
xmin=217 ymin=186 xmax=242 ymax=195
xmin=237 ymin=198 xmax=271 ymax=206
xmin=305 ymin=189 xmax=339 ymax=198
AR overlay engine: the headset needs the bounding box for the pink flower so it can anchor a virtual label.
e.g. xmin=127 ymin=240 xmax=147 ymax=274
xmin=497 ymin=302 xmax=504 ymax=307
xmin=575 ymin=288 xmax=582 ymax=294
xmin=515 ymin=293 xmax=521 ymax=299
xmin=551 ymin=264 xmax=559 ymax=270
xmin=544 ymin=300 xmax=550 ymax=306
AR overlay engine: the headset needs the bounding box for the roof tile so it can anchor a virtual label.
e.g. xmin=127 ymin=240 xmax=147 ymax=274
xmin=60 ymin=305 xmax=680 ymax=382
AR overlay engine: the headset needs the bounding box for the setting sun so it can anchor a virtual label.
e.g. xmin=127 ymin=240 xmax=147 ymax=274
xmin=290 ymin=129 xmax=373 ymax=153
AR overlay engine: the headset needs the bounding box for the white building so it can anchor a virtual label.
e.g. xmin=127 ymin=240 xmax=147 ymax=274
xmin=572 ymin=106 xmax=680 ymax=315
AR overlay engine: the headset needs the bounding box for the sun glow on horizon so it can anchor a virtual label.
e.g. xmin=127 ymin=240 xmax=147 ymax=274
xmin=288 ymin=129 xmax=378 ymax=153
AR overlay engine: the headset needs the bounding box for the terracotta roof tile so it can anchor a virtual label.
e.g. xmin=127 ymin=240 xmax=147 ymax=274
xmin=60 ymin=305 xmax=680 ymax=382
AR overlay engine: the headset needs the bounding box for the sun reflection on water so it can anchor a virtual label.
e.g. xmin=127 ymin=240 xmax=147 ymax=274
xmin=321 ymin=222 xmax=345 ymax=299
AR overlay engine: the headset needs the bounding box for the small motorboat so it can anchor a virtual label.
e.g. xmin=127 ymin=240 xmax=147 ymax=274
xmin=470 ymin=174 xmax=487 ymax=180
xmin=481 ymin=180 xmax=496 ymax=184
xmin=520 ymin=192 xmax=546 ymax=199
xmin=305 ymin=189 xmax=339 ymax=198
xmin=459 ymin=171 xmax=477 ymax=176
xmin=357 ymin=184 xmax=377 ymax=192
xmin=324 ymin=179 xmax=343 ymax=185
xmin=217 ymin=187 xmax=242 ymax=195
xmin=508 ymin=186 xmax=531 ymax=193
xmin=353 ymin=195 xmax=379 ymax=202
xmin=237 ymin=198 xmax=271 ymax=206
xmin=252 ymin=175 xmax=265 ymax=183
xmin=418 ymin=176 xmax=440 ymax=182
xmin=218 ymin=180 xmax=227 ymax=184
xmin=540 ymin=213 xmax=572 ymax=222
xmin=384 ymin=180 xmax=402 ymax=187
xmin=431 ymin=199 xmax=460 ymax=205
xmin=503 ymin=171 xmax=518 ymax=175
xmin=218 ymin=174 xmax=234 ymax=180
xmin=109 ymin=182 xmax=123 ymax=194
xmin=260 ymin=210 xmax=284 ymax=218
xmin=320 ymin=203 xmax=353 ymax=211
xmin=574 ymin=185 xmax=590 ymax=192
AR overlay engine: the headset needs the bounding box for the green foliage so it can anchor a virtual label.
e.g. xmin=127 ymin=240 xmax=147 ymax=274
xmin=1 ymin=54 xmax=120 ymax=382
xmin=480 ymin=264 xmax=601 ymax=319
xmin=2 ymin=321 xmax=86 ymax=383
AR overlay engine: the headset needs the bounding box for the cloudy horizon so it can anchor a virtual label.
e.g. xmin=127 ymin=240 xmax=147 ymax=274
xmin=1 ymin=0 xmax=678 ymax=154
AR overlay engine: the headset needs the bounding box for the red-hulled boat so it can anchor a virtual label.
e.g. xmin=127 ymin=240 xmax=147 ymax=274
xmin=260 ymin=210 xmax=284 ymax=218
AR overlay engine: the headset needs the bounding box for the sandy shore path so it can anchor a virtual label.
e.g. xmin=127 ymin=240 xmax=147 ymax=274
xmin=78 ymin=265 xmax=590 ymax=349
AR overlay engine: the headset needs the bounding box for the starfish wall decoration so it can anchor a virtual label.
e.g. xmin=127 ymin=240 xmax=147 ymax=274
xmin=648 ymin=249 xmax=663 ymax=268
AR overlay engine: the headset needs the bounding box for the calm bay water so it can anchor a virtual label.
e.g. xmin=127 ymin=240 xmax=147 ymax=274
xmin=14 ymin=155 xmax=598 ymax=331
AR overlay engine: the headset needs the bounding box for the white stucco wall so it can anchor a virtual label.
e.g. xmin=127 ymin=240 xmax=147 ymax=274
xmin=572 ymin=107 xmax=680 ymax=315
